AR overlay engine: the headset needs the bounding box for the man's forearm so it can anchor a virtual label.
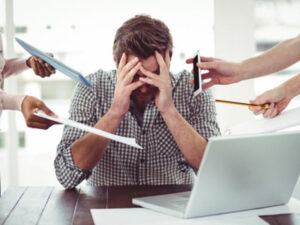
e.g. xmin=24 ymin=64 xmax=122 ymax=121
xmin=161 ymin=107 xmax=207 ymax=170
xmin=240 ymin=34 xmax=300 ymax=79
xmin=71 ymin=110 xmax=123 ymax=170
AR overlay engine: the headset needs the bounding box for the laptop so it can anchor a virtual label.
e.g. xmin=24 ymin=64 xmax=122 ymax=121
xmin=132 ymin=131 xmax=300 ymax=218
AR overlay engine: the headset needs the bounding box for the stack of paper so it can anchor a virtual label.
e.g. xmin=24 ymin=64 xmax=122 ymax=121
xmin=91 ymin=198 xmax=300 ymax=225
xmin=225 ymin=107 xmax=300 ymax=135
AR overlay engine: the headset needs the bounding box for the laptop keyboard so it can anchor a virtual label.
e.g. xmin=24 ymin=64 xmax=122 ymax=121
xmin=169 ymin=196 xmax=189 ymax=210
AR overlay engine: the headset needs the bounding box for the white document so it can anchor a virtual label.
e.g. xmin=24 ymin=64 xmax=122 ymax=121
xmin=90 ymin=209 xmax=267 ymax=225
xmin=91 ymin=208 xmax=252 ymax=225
xmin=225 ymin=107 xmax=300 ymax=135
xmin=34 ymin=110 xmax=142 ymax=149
xmin=91 ymin=198 xmax=300 ymax=225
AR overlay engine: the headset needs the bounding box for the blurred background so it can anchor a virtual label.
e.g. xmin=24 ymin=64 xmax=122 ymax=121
xmin=0 ymin=0 xmax=299 ymax=196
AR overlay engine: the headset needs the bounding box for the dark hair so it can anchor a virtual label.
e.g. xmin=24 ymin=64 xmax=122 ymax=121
xmin=113 ymin=15 xmax=173 ymax=64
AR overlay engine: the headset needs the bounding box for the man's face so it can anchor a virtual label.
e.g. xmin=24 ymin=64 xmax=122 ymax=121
xmin=128 ymin=54 xmax=159 ymax=103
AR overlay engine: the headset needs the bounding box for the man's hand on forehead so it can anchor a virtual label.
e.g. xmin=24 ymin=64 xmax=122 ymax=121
xmin=111 ymin=52 xmax=145 ymax=117
xmin=137 ymin=50 xmax=173 ymax=114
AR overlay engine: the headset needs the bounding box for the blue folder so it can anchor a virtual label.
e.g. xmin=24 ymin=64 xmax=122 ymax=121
xmin=15 ymin=37 xmax=92 ymax=87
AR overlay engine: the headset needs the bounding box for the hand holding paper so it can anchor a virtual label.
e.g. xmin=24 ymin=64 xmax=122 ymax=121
xmin=34 ymin=110 xmax=142 ymax=149
xmin=16 ymin=37 xmax=92 ymax=87
xmin=21 ymin=97 xmax=58 ymax=129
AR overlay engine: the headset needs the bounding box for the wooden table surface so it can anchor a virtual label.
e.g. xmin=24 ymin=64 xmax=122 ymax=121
xmin=0 ymin=185 xmax=299 ymax=225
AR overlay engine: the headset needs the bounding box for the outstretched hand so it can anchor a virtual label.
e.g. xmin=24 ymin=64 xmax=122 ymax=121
xmin=186 ymin=56 xmax=244 ymax=90
xmin=26 ymin=54 xmax=56 ymax=78
xmin=21 ymin=96 xmax=59 ymax=129
xmin=249 ymin=86 xmax=291 ymax=118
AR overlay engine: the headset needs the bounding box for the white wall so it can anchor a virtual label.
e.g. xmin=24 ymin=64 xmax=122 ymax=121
xmin=214 ymin=0 xmax=255 ymax=133
xmin=3 ymin=0 xmax=19 ymax=187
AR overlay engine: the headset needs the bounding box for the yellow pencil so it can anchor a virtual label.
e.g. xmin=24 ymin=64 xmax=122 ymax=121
xmin=215 ymin=99 xmax=268 ymax=109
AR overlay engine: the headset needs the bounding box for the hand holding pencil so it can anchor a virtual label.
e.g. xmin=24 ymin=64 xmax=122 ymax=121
xmin=249 ymin=86 xmax=292 ymax=118
xmin=215 ymin=84 xmax=292 ymax=119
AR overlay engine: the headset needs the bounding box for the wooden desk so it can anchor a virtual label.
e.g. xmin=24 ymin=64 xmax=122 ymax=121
xmin=0 ymin=185 xmax=299 ymax=225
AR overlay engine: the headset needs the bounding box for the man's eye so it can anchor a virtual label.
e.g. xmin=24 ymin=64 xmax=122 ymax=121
xmin=133 ymin=74 xmax=139 ymax=81
xmin=133 ymin=74 xmax=146 ymax=81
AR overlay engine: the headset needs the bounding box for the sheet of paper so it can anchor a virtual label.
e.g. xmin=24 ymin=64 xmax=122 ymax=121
xmin=225 ymin=107 xmax=300 ymax=135
xmin=90 ymin=208 xmax=239 ymax=225
xmin=204 ymin=198 xmax=300 ymax=220
xmin=90 ymin=209 xmax=268 ymax=225
xmin=34 ymin=110 xmax=142 ymax=149
xmin=91 ymin=198 xmax=300 ymax=225
xmin=15 ymin=37 xmax=92 ymax=87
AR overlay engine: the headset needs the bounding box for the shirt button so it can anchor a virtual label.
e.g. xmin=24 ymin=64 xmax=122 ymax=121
xmin=140 ymin=159 xmax=145 ymax=164
xmin=180 ymin=168 xmax=187 ymax=173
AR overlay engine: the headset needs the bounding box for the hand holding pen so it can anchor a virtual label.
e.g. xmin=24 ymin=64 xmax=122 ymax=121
xmin=215 ymin=82 xmax=292 ymax=119
xmin=248 ymin=84 xmax=292 ymax=118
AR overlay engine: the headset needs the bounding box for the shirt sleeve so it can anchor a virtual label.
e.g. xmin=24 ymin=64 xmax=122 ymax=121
xmin=189 ymin=89 xmax=221 ymax=140
xmin=0 ymin=89 xmax=26 ymax=111
xmin=54 ymin=76 xmax=98 ymax=189
xmin=3 ymin=58 xmax=28 ymax=78
xmin=179 ymin=89 xmax=220 ymax=173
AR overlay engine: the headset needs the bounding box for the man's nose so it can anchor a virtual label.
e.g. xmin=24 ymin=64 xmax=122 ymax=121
xmin=140 ymin=84 xmax=149 ymax=93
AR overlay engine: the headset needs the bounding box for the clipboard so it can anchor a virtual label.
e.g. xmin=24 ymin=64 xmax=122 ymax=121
xmin=15 ymin=37 xmax=92 ymax=87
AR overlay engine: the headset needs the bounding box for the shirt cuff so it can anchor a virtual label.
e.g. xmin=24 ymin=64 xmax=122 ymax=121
xmin=64 ymin=146 xmax=92 ymax=177
xmin=0 ymin=91 xmax=26 ymax=111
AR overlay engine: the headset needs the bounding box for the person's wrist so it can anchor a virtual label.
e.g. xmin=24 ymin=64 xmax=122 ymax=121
xmin=160 ymin=105 xmax=177 ymax=118
xmin=237 ymin=61 xmax=251 ymax=81
xmin=107 ymin=108 xmax=125 ymax=121
xmin=280 ymin=82 xmax=296 ymax=99
xmin=19 ymin=95 xmax=27 ymax=112
xmin=25 ymin=57 xmax=32 ymax=68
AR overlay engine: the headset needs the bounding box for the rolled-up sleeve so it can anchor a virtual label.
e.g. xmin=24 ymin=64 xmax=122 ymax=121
xmin=54 ymin=76 xmax=97 ymax=189
xmin=178 ymin=89 xmax=220 ymax=173
xmin=189 ymin=89 xmax=220 ymax=140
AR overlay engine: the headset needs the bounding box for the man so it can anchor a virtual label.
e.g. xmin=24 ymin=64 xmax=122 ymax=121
xmin=55 ymin=15 xmax=220 ymax=189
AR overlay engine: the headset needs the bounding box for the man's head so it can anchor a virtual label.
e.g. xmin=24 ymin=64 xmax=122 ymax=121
xmin=113 ymin=15 xmax=173 ymax=105
xmin=113 ymin=15 xmax=173 ymax=65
